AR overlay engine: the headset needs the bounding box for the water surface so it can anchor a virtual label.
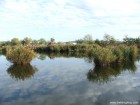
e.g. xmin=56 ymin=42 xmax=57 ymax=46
xmin=0 ymin=54 xmax=140 ymax=105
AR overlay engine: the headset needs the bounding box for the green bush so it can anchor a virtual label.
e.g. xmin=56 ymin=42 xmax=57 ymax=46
xmin=88 ymin=45 xmax=138 ymax=66
xmin=88 ymin=47 xmax=116 ymax=66
xmin=112 ymin=47 xmax=123 ymax=62
xmin=6 ymin=46 xmax=36 ymax=65
xmin=130 ymin=45 xmax=138 ymax=60
xmin=110 ymin=45 xmax=138 ymax=62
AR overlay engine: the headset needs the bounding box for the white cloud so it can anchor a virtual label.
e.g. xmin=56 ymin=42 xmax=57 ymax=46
xmin=86 ymin=0 xmax=140 ymax=16
xmin=4 ymin=1 xmax=29 ymax=12
xmin=0 ymin=0 xmax=140 ymax=41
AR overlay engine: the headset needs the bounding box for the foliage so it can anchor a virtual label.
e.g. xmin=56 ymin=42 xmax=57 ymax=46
xmin=88 ymin=45 xmax=138 ymax=66
xmin=76 ymin=39 xmax=84 ymax=44
xmin=11 ymin=38 xmax=20 ymax=45
xmin=130 ymin=45 xmax=138 ymax=60
xmin=76 ymin=34 xmax=94 ymax=44
xmin=6 ymin=46 xmax=36 ymax=65
xmin=38 ymin=38 xmax=47 ymax=45
xmin=84 ymin=34 xmax=94 ymax=44
xmin=123 ymin=36 xmax=140 ymax=46
xmin=32 ymin=40 xmax=38 ymax=45
xmin=111 ymin=45 xmax=138 ymax=62
xmin=51 ymin=38 xmax=55 ymax=42
xmin=23 ymin=37 xmax=32 ymax=45
xmin=103 ymin=34 xmax=116 ymax=44
xmin=35 ymin=43 xmax=100 ymax=53
xmin=88 ymin=46 xmax=116 ymax=66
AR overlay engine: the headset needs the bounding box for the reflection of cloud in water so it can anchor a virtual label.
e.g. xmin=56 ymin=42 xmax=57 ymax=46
xmin=94 ymin=85 xmax=140 ymax=105
xmin=87 ymin=61 xmax=137 ymax=83
xmin=7 ymin=64 xmax=38 ymax=81
xmin=0 ymin=56 xmax=140 ymax=105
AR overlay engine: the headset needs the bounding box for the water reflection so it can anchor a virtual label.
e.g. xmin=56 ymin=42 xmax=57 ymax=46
xmin=38 ymin=54 xmax=47 ymax=60
xmin=38 ymin=52 xmax=88 ymax=59
xmin=87 ymin=61 xmax=137 ymax=83
xmin=7 ymin=64 xmax=38 ymax=81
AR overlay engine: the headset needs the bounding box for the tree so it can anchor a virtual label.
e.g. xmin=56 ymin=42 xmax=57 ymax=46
xmin=24 ymin=37 xmax=32 ymax=45
xmin=123 ymin=36 xmax=137 ymax=45
xmin=83 ymin=34 xmax=93 ymax=44
xmin=95 ymin=39 xmax=101 ymax=45
xmin=84 ymin=34 xmax=93 ymax=42
xmin=0 ymin=41 xmax=11 ymax=46
xmin=50 ymin=38 xmax=55 ymax=43
xmin=0 ymin=41 xmax=2 ymax=47
xmin=32 ymin=40 xmax=38 ymax=45
xmin=38 ymin=38 xmax=47 ymax=45
xmin=76 ymin=39 xmax=84 ymax=44
xmin=103 ymin=34 xmax=115 ymax=44
xmin=11 ymin=38 xmax=20 ymax=45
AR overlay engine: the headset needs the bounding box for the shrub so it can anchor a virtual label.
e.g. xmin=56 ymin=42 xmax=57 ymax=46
xmin=112 ymin=47 xmax=123 ymax=62
xmin=6 ymin=46 xmax=36 ymax=65
xmin=0 ymin=48 xmax=3 ymax=54
xmin=88 ymin=45 xmax=138 ymax=66
xmin=88 ymin=47 xmax=116 ymax=66
xmin=130 ymin=45 xmax=138 ymax=61
xmin=110 ymin=45 xmax=138 ymax=62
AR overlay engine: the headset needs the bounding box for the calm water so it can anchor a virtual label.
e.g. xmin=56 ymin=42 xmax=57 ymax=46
xmin=0 ymin=54 xmax=140 ymax=105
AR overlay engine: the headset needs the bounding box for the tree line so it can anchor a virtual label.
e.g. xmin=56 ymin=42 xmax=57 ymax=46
xmin=76 ymin=34 xmax=140 ymax=46
xmin=0 ymin=34 xmax=140 ymax=47
xmin=0 ymin=37 xmax=55 ymax=47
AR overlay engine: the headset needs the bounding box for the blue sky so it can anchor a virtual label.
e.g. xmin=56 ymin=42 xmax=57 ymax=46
xmin=0 ymin=0 xmax=140 ymax=42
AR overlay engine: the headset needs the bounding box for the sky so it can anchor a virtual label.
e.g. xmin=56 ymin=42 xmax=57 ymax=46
xmin=0 ymin=0 xmax=140 ymax=42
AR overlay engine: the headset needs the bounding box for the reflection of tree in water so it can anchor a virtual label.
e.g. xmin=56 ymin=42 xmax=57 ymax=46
xmin=7 ymin=64 xmax=38 ymax=81
xmin=87 ymin=61 xmax=137 ymax=83
xmin=38 ymin=54 xmax=47 ymax=60
xmin=40 ymin=52 xmax=88 ymax=59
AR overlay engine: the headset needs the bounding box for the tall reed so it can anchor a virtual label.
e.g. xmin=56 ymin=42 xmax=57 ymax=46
xmin=88 ymin=45 xmax=138 ymax=66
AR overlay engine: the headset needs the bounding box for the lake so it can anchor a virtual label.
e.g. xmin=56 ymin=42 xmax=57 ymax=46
xmin=0 ymin=53 xmax=140 ymax=105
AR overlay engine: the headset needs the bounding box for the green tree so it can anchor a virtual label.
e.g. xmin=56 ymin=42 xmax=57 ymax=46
xmin=51 ymin=38 xmax=55 ymax=43
xmin=11 ymin=38 xmax=20 ymax=45
xmin=0 ymin=41 xmax=2 ymax=47
xmin=76 ymin=39 xmax=84 ymax=44
xmin=123 ymin=36 xmax=136 ymax=45
xmin=95 ymin=39 xmax=101 ymax=45
xmin=24 ymin=37 xmax=32 ymax=45
xmin=84 ymin=34 xmax=93 ymax=42
xmin=32 ymin=40 xmax=38 ymax=45
xmin=38 ymin=38 xmax=47 ymax=45
xmin=104 ymin=34 xmax=115 ymax=44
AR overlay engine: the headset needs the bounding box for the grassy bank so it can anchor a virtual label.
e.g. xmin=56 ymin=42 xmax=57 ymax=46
xmin=2 ymin=43 xmax=138 ymax=67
